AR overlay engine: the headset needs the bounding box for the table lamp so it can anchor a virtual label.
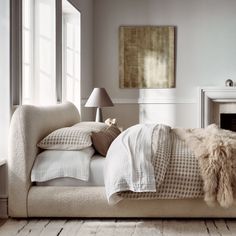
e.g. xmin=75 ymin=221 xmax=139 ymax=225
xmin=85 ymin=88 xmax=114 ymax=122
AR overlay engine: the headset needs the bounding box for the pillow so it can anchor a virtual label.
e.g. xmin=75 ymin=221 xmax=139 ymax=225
xmin=38 ymin=122 xmax=108 ymax=150
xmin=31 ymin=147 xmax=95 ymax=182
xmin=91 ymin=125 xmax=121 ymax=156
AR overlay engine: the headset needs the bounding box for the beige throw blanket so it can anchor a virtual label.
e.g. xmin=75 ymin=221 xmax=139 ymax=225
xmin=174 ymin=124 xmax=236 ymax=208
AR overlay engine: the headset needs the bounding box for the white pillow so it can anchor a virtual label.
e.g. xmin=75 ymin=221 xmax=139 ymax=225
xmin=37 ymin=122 xmax=108 ymax=150
xmin=31 ymin=147 xmax=95 ymax=182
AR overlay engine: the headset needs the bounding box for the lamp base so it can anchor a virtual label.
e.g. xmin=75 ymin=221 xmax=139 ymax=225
xmin=95 ymin=107 xmax=103 ymax=122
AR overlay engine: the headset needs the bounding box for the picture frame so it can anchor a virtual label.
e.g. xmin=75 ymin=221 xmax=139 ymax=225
xmin=119 ymin=26 xmax=175 ymax=89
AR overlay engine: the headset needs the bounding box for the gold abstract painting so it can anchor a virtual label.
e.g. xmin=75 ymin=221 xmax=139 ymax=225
xmin=119 ymin=26 xmax=175 ymax=88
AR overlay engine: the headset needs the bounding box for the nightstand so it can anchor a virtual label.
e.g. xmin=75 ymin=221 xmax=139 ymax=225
xmin=0 ymin=159 xmax=7 ymax=218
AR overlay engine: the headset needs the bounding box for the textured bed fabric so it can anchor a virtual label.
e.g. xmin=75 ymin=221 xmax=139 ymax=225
xmin=36 ymin=154 xmax=105 ymax=186
xmin=27 ymin=186 xmax=236 ymax=218
xmin=8 ymin=102 xmax=80 ymax=217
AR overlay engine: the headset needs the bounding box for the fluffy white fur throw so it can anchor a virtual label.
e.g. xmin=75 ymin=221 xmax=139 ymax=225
xmin=174 ymin=124 xmax=236 ymax=208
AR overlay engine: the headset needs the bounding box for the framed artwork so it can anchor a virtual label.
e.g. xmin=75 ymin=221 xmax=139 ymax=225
xmin=119 ymin=26 xmax=175 ymax=88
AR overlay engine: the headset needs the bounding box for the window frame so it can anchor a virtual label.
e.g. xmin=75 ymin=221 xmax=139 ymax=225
xmin=10 ymin=0 xmax=22 ymax=112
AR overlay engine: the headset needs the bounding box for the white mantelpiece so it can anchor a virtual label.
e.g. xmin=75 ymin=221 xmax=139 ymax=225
xmin=199 ymin=87 xmax=236 ymax=128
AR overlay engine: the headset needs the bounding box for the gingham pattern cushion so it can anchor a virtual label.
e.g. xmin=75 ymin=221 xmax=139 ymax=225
xmin=38 ymin=122 xmax=108 ymax=150
xmin=119 ymin=124 xmax=204 ymax=199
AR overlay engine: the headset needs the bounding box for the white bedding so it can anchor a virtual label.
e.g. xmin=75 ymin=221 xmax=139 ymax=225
xmin=34 ymin=154 xmax=105 ymax=186
xmin=104 ymin=124 xmax=156 ymax=204
xmin=31 ymin=147 xmax=95 ymax=182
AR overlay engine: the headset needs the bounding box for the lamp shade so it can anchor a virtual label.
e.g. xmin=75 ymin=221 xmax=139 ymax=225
xmin=85 ymin=88 xmax=114 ymax=108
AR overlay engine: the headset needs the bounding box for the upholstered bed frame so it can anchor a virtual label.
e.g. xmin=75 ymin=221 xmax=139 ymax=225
xmin=8 ymin=102 xmax=236 ymax=218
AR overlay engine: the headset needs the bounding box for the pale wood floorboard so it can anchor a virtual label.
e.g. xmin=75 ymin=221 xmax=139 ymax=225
xmin=1 ymin=219 xmax=236 ymax=236
xmin=163 ymin=220 xmax=208 ymax=236
xmin=17 ymin=219 xmax=50 ymax=236
xmin=0 ymin=219 xmax=28 ymax=235
xmin=59 ymin=220 xmax=83 ymax=236
xmin=0 ymin=219 xmax=6 ymax=228
xmin=225 ymin=220 xmax=236 ymax=234
xmin=210 ymin=220 xmax=231 ymax=236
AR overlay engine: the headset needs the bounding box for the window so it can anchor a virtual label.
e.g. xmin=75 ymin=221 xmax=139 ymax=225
xmin=62 ymin=10 xmax=81 ymax=110
xmin=22 ymin=0 xmax=56 ymax=105
xmin=20 ymin=0 xmax=80 ymax=107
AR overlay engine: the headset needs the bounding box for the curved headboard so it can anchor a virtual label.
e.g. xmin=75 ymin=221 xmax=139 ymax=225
xmin=8 ymin=102 xmax=80 ymax=217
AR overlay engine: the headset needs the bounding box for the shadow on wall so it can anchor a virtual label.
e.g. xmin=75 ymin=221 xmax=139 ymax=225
xmin=103 ymin=105 xmax=139 ymax=130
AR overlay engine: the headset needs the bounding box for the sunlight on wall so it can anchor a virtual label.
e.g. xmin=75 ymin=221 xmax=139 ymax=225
xmin=144 ymin=51 xmax=167 ymax=88
xmin=139 ymin=104 xmax=177 ymax=126
xmin=138 ymin=102 xmax=197 ymax=128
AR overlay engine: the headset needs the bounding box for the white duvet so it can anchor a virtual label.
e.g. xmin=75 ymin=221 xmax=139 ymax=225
xmin=104 ymin=124 xmax=156 ymax=204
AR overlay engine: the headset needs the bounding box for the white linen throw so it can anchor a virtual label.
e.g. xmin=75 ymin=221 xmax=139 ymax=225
xmin=104 ymin=124 xmax=156 ymax=204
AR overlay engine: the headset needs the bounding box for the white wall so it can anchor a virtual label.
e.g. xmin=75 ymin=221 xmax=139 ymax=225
xmin=94 ymin=0 xmax=236 ymax=128
xmin=69 ymin=0 xmax=94 ymax=121
xmin=0 ymin=0 xmax=10 ymax=159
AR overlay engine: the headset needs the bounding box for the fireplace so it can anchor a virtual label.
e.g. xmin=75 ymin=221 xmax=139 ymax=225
xmin=199 ymin=87 xmax=236 ymax=128
xmin=220 ymin=113 xmax=236 ymax=131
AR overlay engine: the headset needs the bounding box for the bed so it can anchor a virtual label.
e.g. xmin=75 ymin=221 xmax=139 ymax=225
xmin=8 ymin=102 xmax=236 ymax=218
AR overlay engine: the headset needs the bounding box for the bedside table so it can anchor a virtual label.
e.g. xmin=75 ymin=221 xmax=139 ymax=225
xmin=0 ymin=159 xmax=7 ymax=218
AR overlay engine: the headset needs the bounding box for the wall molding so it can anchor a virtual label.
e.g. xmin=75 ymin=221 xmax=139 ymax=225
xmin=137 ymin=98 xmax=196 ymax=104
xmin=82 ymin=98 xmax=196 ymax=105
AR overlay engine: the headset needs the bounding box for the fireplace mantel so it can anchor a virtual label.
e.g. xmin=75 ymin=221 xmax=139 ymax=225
xmin=199 ymin=87 xmax=236 ymax=128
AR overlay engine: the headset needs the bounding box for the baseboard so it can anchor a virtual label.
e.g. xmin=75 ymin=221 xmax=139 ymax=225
xmin=0 ymin=198 xmax=8 ymax=218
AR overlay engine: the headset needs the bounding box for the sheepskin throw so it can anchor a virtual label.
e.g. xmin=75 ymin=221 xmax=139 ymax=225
xmin=174 ymin=124 xmax=236 ymax=208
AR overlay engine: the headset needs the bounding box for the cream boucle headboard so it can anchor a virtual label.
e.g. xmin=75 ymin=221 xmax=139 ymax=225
xmin=8 ymin=102 xmax=80 ymax=217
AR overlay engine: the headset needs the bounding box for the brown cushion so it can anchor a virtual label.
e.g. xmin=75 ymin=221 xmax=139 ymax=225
xmin=91 ymin=125 xmax=121 ymax=156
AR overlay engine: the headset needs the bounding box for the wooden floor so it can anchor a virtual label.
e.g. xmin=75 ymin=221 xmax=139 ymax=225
xmin=0 ymin=219 xmax=236 ymax=235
